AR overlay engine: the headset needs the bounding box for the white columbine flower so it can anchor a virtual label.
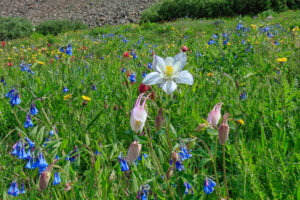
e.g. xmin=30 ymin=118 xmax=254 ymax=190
xmin=142 ymin=53 xmax=193 ymax=94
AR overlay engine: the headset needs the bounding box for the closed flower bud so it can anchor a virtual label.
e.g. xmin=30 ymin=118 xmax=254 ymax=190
xmin=172 ymin=151 xmax=178 ymax=163
xmin=64 ymin=181 xmax=72 ymax=191
xmin=207 ymin=102 xmax=223 ymax=128
xmin=155 ymin=108 xmax=164 ymax=131
xmin=166 ymin=167 xmax=174 ymax=180
xmin=39 ymin=163 xmax=54 ymax=191
xmin=182 ymin=45 xmax=188 ymax=52
xmin=218 ymin=113 xmax=230 ymax=145
xmin=126 ymin=141 xmax=142 ymax=164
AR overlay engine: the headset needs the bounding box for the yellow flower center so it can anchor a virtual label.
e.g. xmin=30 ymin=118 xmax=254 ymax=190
xmin=165 ymin=65 xmax=174 ymax=77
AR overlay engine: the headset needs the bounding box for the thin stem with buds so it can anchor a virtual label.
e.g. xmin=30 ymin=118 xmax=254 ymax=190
xmin=222 ymin=145 xmax=230 ymax=200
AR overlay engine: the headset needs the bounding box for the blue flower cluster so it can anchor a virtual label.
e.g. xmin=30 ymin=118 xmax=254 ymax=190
xmin=8 ymin=181 xmax=25 ymax=196
xmin=5 ymin=88 xmax=21 ymax=107
xmin=118 ymin=153 xmax=129 ymax=172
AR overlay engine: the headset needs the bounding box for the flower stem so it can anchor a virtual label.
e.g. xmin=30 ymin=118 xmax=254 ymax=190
xmin=222 ymin=145 xmax=230 ymax=200
xmin=145 ymin=123 xmax=176 ymax=200
xmin=214 ymin=137 xmax=221 ymax=199
xmin=198 ymin=137 xmax=220 ymax=200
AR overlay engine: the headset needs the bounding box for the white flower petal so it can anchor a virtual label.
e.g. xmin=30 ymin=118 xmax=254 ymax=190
xmin=165 ymin=57 xmax=174 ymax=66
xmin=143 ymin=72 xmax=164 ymax=85
xmin=173 ymin=53 xmax=187 ymax=71
xmin=153 ymin=55 xmax=165 ymax=73
xmin=174 ymin=70 xmax=193 ymax=85
xmin=160 ymin=80 xmax=177 ymax=94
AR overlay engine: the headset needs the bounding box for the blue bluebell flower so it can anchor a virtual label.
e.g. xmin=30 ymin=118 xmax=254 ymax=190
xmin=10 ymin=93 xmax=21 ymax=107
xmin=184 ymin=181 xmax=192 ymax=194
xmin=55 ymin=155 xmax=60 ymax=160
xmin=38 ymin=152 xmax=48 ymax=168
xmin=5 ymin=88 xmax=15 ymax=98
xmin=30 ymin=104 xmax=38 ymax=115
xmin=1 ymin=76 xmax=6 ymax=86
xmin=129 ymin=73 xmax=136 ymax=83
xmin=31 ymin=157 xmax=39 ymax=169
xmin=20 ymin=183 xmax=25 ymax=194
xmin=208 ymin=39 xmax=215 ymax=45
xmin=241 ymin=40 xmax=246 ymax=45
xmin=235 ymin=23 xmax=243 ymax=31
xmin=267 ymin=33 xmax=273 ymax=38
xmin=25 ymin=158 xmax=32 ymax=169
xmin=223 ymin=33 xmax=227 ymax=38
xmin=92 ymin=84 xmax=96 ymax=90
xmin=178 ymin=144 xmax=192 ymax=161
xmin=63 ymin=87 xmax=69 ymax=93
xmin=240 ymin=91 xmax=247 ymax=100
xmin=53 ymin=172 xmax=61 ymax=185
xmin=212 ymin=34 xmax=218 ymax=39
xmin=204 ymin=178 xmax=216 ymax=194
xmin=142 ymin=72 xmax=147 ymax=78
xmin=175 ymin=161 xmax=185 ymax=171
xmin=24 ymin=114 xmax=33 ymax=129
xmin=223 ymin=40 xmax=229 ymax=45
xmin=274 ymin=41 xmax=279 ymax=45
xmin=121 ymin=158 xmax=129 ymax=172
xmin=147 ymin=62 xmax=152 ymax=70
xmin=8 ymin=181 xmax=20 ymax=196
xmin=121 ymin=68 xmax=126 ymax=73
xmin=66 ymin=45 xmax=72 ymax=56
xmin=59 ymin=47 xmax=65 ymax=53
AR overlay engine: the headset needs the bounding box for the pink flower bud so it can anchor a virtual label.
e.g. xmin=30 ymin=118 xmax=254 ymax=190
xmin=207 ymin=102 xmax=223 ymax=128
xmin=182 ymin=45 xmax=188 ymax=52
xmin=155 ymin=108 xmax=164 ymax=131
xmin=126 ymin=140 xmax=142 ymax=164
xmin=130 ymin=93 xmax=151 ymax=133
xmin=39 ymin=163 xmax=54 ymax=191
xmin=64 ymin=181 xmax=72 ymax=191
xmin=218 ymin=113 xmax=230 ymax=145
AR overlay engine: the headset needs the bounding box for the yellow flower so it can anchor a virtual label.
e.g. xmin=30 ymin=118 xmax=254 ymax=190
xmin=64 ymin=94 xmax=72 ymax=100
xmin=251 ymin=24 xmax=257 ymax=30
xmin=207 ymin=72 xmax=214 ymax=77
xmin=81 ymin=95 xmax=91 ymax=101
xmin=236 ymin=119 xmax=245 ymax=125
xmin=292 ymin=26 xmax=299 ymax=32
xmin=276 ymin=58 xmax=287 ymax=62
xmin=37 ymin=61 xmax=45 ymax=65
xmin=227 ymin=42 xmax=231 ymax=46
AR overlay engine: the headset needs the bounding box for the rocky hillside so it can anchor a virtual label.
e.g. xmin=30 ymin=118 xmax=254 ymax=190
xmin=0 ymin=0 xmax=158 ymax=27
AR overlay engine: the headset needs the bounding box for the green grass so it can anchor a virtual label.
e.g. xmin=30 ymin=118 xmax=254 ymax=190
xmin=0 ymin=10 xmax=299 ymax=199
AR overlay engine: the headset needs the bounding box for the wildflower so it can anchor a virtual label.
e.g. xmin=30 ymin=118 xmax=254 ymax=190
xmin=39 ymin=162 xmax=54 ymax=191
xmin=123 ymin=52 xmax=130 ymax=58
xmin=8 ymin=62 xmax=13 ymax=66
xmin=208 ymin=39 xmax=215 ymax=45
xmin=63 ymin=87 xmax=69 ymax=93
xmin=184 ymin=181 xmax=193 ymax=194
xmin=236 ymin=119 xmax=245 ymax=125
xmin=25 ymin=157 xmax=32 ymax=169
xmin=274 ymin=41 xmax=279 ymax=45
xmin=235 ymin=23 xmax=243 ymax=31
xmin=30 ymin=103 xmax=38 ymax=115
xmin=129 ymin=73 xmax=136 ymax=83
xmin=240 ymin=91 xmax=247 ymax=100
xmin=251 ymin=24 xmax=257 ymax=30
xmin=118 ymin=153 xmax=129 ymax=172
xmin=142 ymin=71 xmax=147 ymax=78
xmin=20 ymin=183 xmax=25 ymax=194
xmin=207 ymin=72 xmax=214 ymax=77
xmin=218 ymin=113 xmax=230 ymax=145
xmin=92 ymin=84 xmax=96 ymax=90
xmin=121 ymin=68 xmax=126 ymax=73
xmin=207 ymin=102 xmax=223 ymax=128
xmin=276 ymin=57 xmax=287 ymax=62
xmin=126 ymin=141 xmax=142 ymax=164
xmin=1 ymin=76 xmax=6 ymax=86
xmin=5 ymin=88 xmax=15 ymax=98
xmin=66 ymin=45 xmax=72 ymax=56
xmin=178 ymin=143 xmax=192 ymax=161
xmin=53 ymin=172 xmax=61 ymax=185
xmin=37 ymin=61 xmax=44 ymax=65
xmin=142 ymin=53 xmax=193 ymax=94
xmin=175 ymin=161 xmax=185 ymax=171
xmin=2 ymin=41 xmax=5 ymax=47
xmin=182 ymin=45 xmax=188 ymax=52
xmin=64 ymin=94 xmax=72 ymax=100
xmin=203 ymin=178 xmax=216 ymax=194
xmin=81 ymin=95 xmax=91 ymax=101
xmin=25 ymin=137 xmax=34 ymax=148
xmin=130 ymin=93 xmax=151 ymax=133
xmin=10 ymin=93 xmax=21 ymax=107
xmin=147 ymin=62 xmax=152 ymax=70
xmin=8 ymin=181 xmax=20 ymax=196
xmin=65 ymin=181 xmax=72 ymax=191
xmin=24 ymin=114 xmax=34 ymax=129
xmin=138 ymin=83 xmax=150 ymax=93
xmin=223 ymin=40 xmax=229 ymax=45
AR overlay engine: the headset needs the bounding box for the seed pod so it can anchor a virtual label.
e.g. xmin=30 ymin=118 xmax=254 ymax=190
xmin=218 ymin=113 xmax=230 ymax=145
xmin=172 ymin=151 xmax=178 ymax=163
xmin=155 ymin=108 xmax=164 ymax=131
xmin=126 ymin=141 xmax=142 ymax=164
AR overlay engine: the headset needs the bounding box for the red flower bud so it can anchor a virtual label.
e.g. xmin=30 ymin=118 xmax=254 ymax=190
xmin=123 ymin=52 xmax=129 ymax=58
xmin=218 ymin=113 xmax=230 ymax=145
xmin=2 ymin=41 xmax=6 ymax=47
xmin=182 ymin=45 xmax=188 ymax=52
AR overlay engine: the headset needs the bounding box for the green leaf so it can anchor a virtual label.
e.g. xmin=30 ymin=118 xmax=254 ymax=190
xmin=37 ymin=86 xmax=53 ymax=97
xmin=134 ymin=135 xmax=148 ymax=144
xmin=207 ymin=128 xmax=218 ymax=136
xmin=85 ymin=111 xmax=102 ymax=133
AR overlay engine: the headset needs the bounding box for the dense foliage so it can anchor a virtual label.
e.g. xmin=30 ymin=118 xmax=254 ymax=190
xmin=0 ymin=16 xmax=33 ymax=40
xmin=0 ymin=10 xmax=299 ymax=200
xmin=140 ymin=0 xmax=300 ymax=23
xmin=35 ymin=20 xmax=88 ymax=36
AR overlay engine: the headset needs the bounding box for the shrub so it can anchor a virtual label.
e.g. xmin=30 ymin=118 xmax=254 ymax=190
xmin=36 ymin=20 xmax=88 ymax=36
xmin=0 ymin=16 xmax=33 ymax=40
xmin=140 ymin=0 xmax=300 ymax=23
